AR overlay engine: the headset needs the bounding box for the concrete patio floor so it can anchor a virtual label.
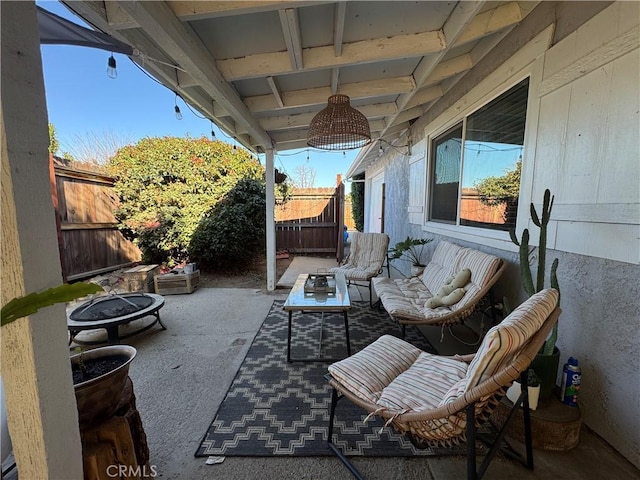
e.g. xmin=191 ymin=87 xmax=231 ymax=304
xmin=71 ymin=258 xmax=639 ymax=480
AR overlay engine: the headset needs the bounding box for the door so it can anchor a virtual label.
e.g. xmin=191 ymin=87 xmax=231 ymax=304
xmin=368 ymin=172 xmax=384 ymax=233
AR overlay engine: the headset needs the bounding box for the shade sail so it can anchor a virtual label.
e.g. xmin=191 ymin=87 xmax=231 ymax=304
xmin=37 ymin=6 xmax=133 ymax=55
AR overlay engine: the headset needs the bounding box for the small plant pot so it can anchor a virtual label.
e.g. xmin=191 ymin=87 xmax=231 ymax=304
xmin=530 ymin=347 xmax=560 ymax=400
xmin=71 ymin=345 xmax=137 ymax=427
xmin=506 ymin=381 xmax=541 ymax=410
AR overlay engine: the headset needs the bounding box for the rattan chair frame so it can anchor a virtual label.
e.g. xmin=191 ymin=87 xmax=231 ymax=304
xmin=326 ymin=306 xmax=561 ymax=480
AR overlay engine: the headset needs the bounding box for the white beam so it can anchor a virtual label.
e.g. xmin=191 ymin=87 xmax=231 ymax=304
xmin=265 ymin=148 xmax=276 ymax=291
xmin=218 ymin=29 xmax=446 ymax=80
xmin=266 ymin=76 xmax=285 ymax=108
xmin=243 ymin=76 xmax=415 ymax=113
xmin=257 ymin=103 xmax=396 ymax=131
xmin=381 ymin=2 xmax=485 ymax=135
xmin=278 ymin=8 xmax=303 ymax=70
xmin=331 ymin=68 xmax=340 ymax=94
xmin=1 ymin=3 xmax=83 ymax=478
xmin=116 ymin=1 xmax=273 ymax=148
xmin=333 ymin=2 xmax=346 ymax=56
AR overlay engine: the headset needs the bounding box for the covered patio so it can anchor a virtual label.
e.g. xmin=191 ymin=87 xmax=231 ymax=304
xmin=1 ymin=1 xmax=638 ymax=478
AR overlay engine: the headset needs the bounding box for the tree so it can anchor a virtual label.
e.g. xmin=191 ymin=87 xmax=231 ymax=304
xmin=63 ymin=130 xmax=134 ymax=164
xmin=475 ymin=159 xmax=521 ymax=226
xmin=189 ymin=178 xmax=266 ymax=271
xmin=107 ymin=136 xmax=264 ymax=265
xmin=293 ymin=162 xmax=316 ymax=188
xmin=48 ymin=123 xmax=59 ymax=155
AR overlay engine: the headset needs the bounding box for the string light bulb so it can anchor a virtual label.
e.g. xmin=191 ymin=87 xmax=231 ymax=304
xmin=174 ymin=93 xmax=183 ymax=120
xmin=106 ymin=54 xmax=117 ymax=79
xmin=210 ymin=121 xmax=216 ymax=139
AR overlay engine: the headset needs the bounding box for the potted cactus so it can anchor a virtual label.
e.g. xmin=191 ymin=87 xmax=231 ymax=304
xmin=508 ymin=188 xmax=560 ymax=400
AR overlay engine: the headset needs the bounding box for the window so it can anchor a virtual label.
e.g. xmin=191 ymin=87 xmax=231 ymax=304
xmin=428 ymin=78 xmax=529 ymax=231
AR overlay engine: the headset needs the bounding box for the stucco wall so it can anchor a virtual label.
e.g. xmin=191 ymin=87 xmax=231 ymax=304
xmin=368 ymin=1 xmax=639 ymax=468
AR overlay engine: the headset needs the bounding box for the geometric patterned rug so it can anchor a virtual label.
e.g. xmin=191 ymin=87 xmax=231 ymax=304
xmin=195 ymin=300 xmax=454 ymax=457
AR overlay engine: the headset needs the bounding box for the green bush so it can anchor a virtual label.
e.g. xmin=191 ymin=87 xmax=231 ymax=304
xmin=351 ymin=173 xmax=365 ymax=232
xmin=189 ymin=178 xmax=266 ymax=271
xmin=107 ymin=136 xmax=263 ymax=264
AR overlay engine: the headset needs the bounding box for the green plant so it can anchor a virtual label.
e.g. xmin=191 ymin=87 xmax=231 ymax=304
xmin=188 ymin=178 xmax=266 ymax=271
xmin=508 ymin=188 xmax=560 ymax=355
xmin=389 ymin=236 xmax=433 ymax=267
xmin=1 ymin=283 xmax=103 ymax=327
xmin=107 ymin=136 xmax=264 ymax=265
xmin=351 ymin=173 xmax=365 ymax=232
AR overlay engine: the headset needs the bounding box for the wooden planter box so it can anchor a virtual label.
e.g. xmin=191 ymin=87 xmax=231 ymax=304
xmin=123 ymin=264 xmax=160 ymax=293
xmin=154 ymin=271 xmax=200 ymax=295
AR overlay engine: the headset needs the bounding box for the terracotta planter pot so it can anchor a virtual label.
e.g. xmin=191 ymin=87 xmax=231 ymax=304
xmin=530 ymin=347 xmax=560 ymax=401
xmin=71 ymin=345 xmax=137 ymax=427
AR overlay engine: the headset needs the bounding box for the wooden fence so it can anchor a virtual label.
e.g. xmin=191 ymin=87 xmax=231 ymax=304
xmin=275 ymin=184 xmax=347 ymax=258
xmin=52 ymin=158 xmax=141 ymax=281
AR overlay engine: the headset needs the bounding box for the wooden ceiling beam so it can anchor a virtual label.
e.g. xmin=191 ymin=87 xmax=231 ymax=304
xmin=278 ymin=8 xmax=303 ymax=70
xmin=379 ymin=2 xmax=485 ymax=135
xmin=243 ymin=76 xmax=415 ymax=113
xmin=115 ymin=0 xmax=273 ymax=147
xmin=103 ymin=1 xmax=334 ymax=28
xmin=266 ymin=77 xmax=285 ymax=108
xmin=218 ymin=30 xmax=446 ymax=80
xmin=257 ymin=103 xmax=397 ymax=131
xmin=333 ymin=2 xmax=346 ymax=57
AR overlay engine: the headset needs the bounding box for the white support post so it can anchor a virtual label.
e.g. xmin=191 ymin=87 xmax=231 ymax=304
xmin=1 ymin=2 xmax=83 ymax=478
xmin=265 ymin=148 xmax=276 ymax=291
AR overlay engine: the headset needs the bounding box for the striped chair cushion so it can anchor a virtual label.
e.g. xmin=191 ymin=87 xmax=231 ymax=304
xmin=420 ymin=241 xmax=466 ymax=294
xmin=378 ymin=352 xmax=468 ymax=411
xmin=447 ymin=289 xmax=559 ymax=399
xmin=452 ymin=248 xmax=500 ymax=310
xmin=328 ymin=335 xmax=422 ymax=403
xmin=329 ymin=335 xmax=468 ymax=413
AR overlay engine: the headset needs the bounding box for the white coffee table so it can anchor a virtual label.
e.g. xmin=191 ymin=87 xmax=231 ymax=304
xmin=283 ymin=272 xmax=351 ymax=362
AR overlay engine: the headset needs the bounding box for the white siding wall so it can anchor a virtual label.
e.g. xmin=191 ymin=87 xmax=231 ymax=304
xmin=532 ymin=6 xmax=640 ymax=264
xmin=416 ymin=2 xmax=640 ymax=467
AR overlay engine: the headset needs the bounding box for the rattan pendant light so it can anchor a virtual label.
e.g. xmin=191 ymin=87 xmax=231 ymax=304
xmin=307 ymin=94 xmax=372 ymax=150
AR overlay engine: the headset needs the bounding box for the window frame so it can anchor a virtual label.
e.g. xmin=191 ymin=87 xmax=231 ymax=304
xmin=422 ymin=72 xmax=538 ymax=251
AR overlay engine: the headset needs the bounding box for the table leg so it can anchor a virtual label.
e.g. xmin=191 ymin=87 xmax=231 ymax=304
xmin=343 ymin=311 xmax=351 ymax=356
xmin=287 ymin=310 xmax=293 ymax=363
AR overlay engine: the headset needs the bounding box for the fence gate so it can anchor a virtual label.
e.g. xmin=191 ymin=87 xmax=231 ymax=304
xmin=275 ymin=184 xmax=346 ymax=260
xmin=52 ymin=159 xmax=141 ymax=281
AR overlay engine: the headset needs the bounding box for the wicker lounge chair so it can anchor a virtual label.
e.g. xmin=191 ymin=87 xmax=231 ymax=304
xmin=326 ymin=289 xmax=561 ymax=480
xmin=373 ymin=240 xmax=507 ymax=337
xmin=330 ymin=232 xmax=390 ymax=306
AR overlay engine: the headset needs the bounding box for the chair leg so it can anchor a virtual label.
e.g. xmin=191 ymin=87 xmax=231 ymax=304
xmin=327 ymin=388 xmax=366 ymax=480
xmin=520 ymin=371 xmax=534 ymax=469
xmin=466 ymin=403 xmax=478 ymax=480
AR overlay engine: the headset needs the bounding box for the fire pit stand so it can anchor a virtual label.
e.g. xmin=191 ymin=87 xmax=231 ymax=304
xmin=67 ymin=293 xmax=166 ymax=345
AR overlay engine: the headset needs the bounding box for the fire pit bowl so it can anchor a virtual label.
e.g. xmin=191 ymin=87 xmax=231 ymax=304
xmin=67 ymin=293 xmax=165 ymax=345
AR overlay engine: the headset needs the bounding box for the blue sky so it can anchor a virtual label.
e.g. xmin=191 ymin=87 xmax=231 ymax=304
xmin=38 ymin=1 xmax=359 ymax=187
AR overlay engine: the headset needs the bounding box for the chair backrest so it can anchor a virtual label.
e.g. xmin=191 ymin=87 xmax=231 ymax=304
xmin=420 ymin=240 xmax=502 ymax=309
xmin=345 ymin=232 xmax=389 ymax=271
xmin=439 ymin=289 xmax=559 ymax=405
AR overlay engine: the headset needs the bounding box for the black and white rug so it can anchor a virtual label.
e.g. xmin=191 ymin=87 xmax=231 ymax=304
xmin=195 ymin=301 xmax=444 ymax=457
